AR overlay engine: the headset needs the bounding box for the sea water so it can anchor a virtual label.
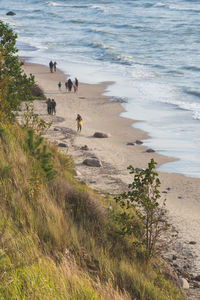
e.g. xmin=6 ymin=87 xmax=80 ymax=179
xmin=0 ymin=0 xmax=200 ymax=177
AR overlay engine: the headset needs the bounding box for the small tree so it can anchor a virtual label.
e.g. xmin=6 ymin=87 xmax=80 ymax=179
xmin=26 ymin=130 xmax=57 ymax=182
xmin=115 ymin=159 xmax=169 ymax=261
xmin=22 ymin=103 xmax=52 ymax=135
xmin=0 ymin=20 xmax=34 ymax=119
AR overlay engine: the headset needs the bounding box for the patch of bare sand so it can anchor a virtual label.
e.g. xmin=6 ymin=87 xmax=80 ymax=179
xmin=23 ymin=63 xmax=200 ymax=298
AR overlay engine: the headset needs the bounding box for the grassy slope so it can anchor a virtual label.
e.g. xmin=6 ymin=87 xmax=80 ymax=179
xmin=0 ymin=122 xmax=183 ymax=300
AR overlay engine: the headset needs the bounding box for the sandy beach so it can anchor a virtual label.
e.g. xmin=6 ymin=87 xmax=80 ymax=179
xmin=23 ymin=63 xmax=200 ymax=297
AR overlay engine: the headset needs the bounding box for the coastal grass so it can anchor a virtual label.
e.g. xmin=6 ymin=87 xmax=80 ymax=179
xmin=0 ymin=122 xmax=183 ymax=300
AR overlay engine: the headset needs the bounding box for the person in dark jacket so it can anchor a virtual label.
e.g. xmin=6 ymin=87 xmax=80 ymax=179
xmin=53 ymin=61 xmax=57 ymax=72
xmin=67 ymin=78 xmax=73 ymax=92
xmin=65 ymin=81 xmax=68 ymax=91
xmin=51 ymin=99 xmax=56 ymax=115
xmin=49 ymin=60 xmax=53 ymax=73
xmin=46 ymin=98 xmax=52 ymax=114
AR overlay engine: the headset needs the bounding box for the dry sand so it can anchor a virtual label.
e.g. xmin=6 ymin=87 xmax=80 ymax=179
xmin=23 ymin=63 xmax=200 ymax=296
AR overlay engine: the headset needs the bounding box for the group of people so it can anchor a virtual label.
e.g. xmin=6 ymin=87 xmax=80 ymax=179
xmin=48 ymin=60 xmax=82 ymax=131
xmin=46 ymin=98 xmax=56 ymax=115
xmin=58 ymin=77 xmax=78 ymax=93
xmin=46 ymin=98 xmax=82 ymax=131
xmin=49 ymin=61 xmax=57 ymax=73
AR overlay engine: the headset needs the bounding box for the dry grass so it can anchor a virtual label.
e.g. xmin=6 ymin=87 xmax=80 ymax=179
xmin=0 ymin=122 xmax=183 ymax=300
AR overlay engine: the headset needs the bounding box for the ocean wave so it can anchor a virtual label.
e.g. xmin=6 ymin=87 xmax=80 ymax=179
xmin=89 ymin=41 xmax=134 ymax=65
xmin=16 ymin=42 xmax=38 ymax=52
xmin=185 ymin=89 xmax=200 ymax=98
xmin=89 ymin=4 xmax=110 ymax=13
xmin=193 ymin=111 xmax=200 ymax=120
xmin=47 ymin=1 xmax=60 ymax=6
xmin=155 ymin=2 xmax=200 ymax=12
xmin=71 ymin=19 xmax=85 ymax=24
xmin=89 ymin=28 xmax=111 ymax=35
xmin=90 ymin=42 xmax=113 ymax=50
xmin=144 ymin=3 xmax=154 ymax=8
xmin=162 ymin=98 xmax=200 ymax=121
xmin=168 ymin=4 xmax=200 ymax=12
xmin=47 ymin=1 xmax=88 ymax=8
xmin=166 ymin=70 xmax=184 ymax=76
xmin=183 ymin=66 xmax=200 ymax=72
xmin=112 ymin=54 xmax=134 ymax=64
xmin=155 ymin=2 xmax=166 ymax=7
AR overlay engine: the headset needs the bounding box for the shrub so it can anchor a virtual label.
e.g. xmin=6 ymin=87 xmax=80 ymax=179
xmin=115 ymin=159 xmax=169 ymax=261
xmin=30 ymin=84 xmax=45 ymax=99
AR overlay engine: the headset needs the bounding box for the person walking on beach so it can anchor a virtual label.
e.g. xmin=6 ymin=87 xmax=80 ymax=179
xmin=75 ymin=78 xmax=78 ymax=90
xmin=73 ymin=83 xmax=78 ymax=93
xmin=65 ymin=81 xmax=68 ymax=91
xmin=49 ymin=60 xmax=53 ymax=73
xmin=46 ymin=98 xmax=52 ymax=114
xmin=51 ymin=99 xmax=56 ymax=115
xmin=76 ymin=114 xmax=82 ymax=132
xmin=53 ymin=61 xmax=57 ymax=72
xmin=58 ymin=81 xmax=62 ymax=91
xmin=67 ymin=78 xmax=73 ymax=92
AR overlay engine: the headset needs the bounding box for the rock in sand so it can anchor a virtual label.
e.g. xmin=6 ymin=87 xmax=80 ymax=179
xmin=146 ymin=148 xmax=155 ymax=153
xmin=126 ymin=142 xmax=135 ymax=146
xmin=83 ymin=158 xmax=102 ymax=167
xmin=80 ymin=145 xmax=89 ymax=151
xmin=93 ymin=132 xmax=111 ymax=138
xmin=58 ymin=143 xmax=68 ymax=148
xmin=135 ymin=140 xmax=143 ymax=145
xmin=179 ymin=278 xmax=189 ymax=290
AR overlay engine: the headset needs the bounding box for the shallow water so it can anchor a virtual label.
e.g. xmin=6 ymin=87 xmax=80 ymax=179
xmin=1 ymin=0 xmax=200 ymax=177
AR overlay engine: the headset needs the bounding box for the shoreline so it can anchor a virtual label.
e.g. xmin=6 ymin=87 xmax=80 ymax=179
xmin=23 ymin=62 xmax=200 ymax=297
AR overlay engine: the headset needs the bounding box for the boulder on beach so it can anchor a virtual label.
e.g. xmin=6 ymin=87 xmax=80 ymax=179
xmin=93 ymin=132 xmax=111 ymax=138
xmin=6 ymin=11 xmax=16 ymax=16
xmin=83 ymin=158 xmax=102 ymax=167
xmin=179 ymin=278 xmax=189 ymax=290
xmin=58 ymin=142 xmax=68 ymax=148
xmin=126 ymin=142 xmax=135 ymax=146
xmin=146 ymin=148 xmax=155 ymax=153
xmin=80 ymin=145 xmax=89 ymax=151
xmin=54 ymin=127 xmax=60 ymax=132
xmin=135 ymin=140 xmax=143 ymax=145
xmin=194 ymin=275 xmax=200 ymax=282
xmin=75 ymin=170 xmax=82 ymax=177
xmin=189 ymin=241 xmax=196 ymax=245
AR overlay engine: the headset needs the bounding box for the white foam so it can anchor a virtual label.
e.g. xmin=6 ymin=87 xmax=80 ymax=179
xmin=155 ymin=2 xmax=166 ymax=7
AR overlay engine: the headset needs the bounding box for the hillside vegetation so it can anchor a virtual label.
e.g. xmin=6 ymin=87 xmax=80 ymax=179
xmin=0 ymin=20 xmax=183 ymax=299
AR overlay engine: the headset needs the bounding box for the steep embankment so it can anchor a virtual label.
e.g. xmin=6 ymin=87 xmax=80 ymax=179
xmin=0 ymin=119 xmax=183 ymax=300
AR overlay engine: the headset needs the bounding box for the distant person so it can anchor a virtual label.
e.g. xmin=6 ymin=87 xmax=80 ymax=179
xmin=49 ymin=60 xmax=53 ymax=73
xmin=76 ymin=114 xmax=82 ymax=132
xmin=73 ymin=83 xmax=77 ymax=93
xmin=46 ymin=98 xmax=52 ymax=114
xmin=53 ymin=61 xmax=57 ymax=72
xmin=75 ymin=78 xmax=78 ymax=89
xmin=65 ymin=81 xmax=68 ymax=91
xmin=51 ymin=99 xmax=56 ymax=115
xmin=58 ymin=81 xmax=62 ymax=90
xmin=67 ymin=78 xmax=73 ymax=92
